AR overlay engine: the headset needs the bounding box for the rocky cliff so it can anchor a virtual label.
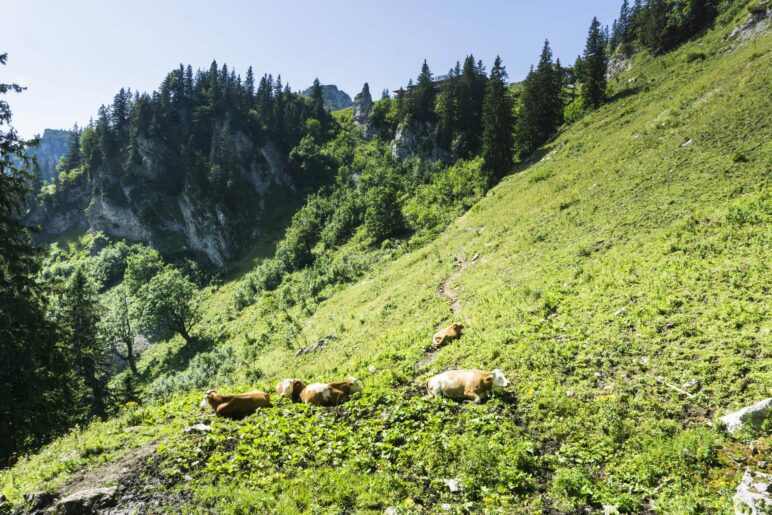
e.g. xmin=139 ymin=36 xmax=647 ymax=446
xmin=24 ymin=128 xmax=72 ymax=182
xmin=301 ymin=84 xmax=352 ymax=111
xmin=26 ymin=133 xmax=295 ymax=267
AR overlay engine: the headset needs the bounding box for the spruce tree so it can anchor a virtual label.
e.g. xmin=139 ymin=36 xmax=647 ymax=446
xmin=581 ymin=17 xmax=608 ymax=109
xmin=412 ymin=60 xmax=436 ymax=124
xmin=481 ymin=56 xmax=514 ymax=181
xmin=515 ymin=41 xmax=564 ymax=156
xmin=60 ymin=267 xmax=109 ymax=420
xmin=60 ymin=125 xmax=81 ymax=172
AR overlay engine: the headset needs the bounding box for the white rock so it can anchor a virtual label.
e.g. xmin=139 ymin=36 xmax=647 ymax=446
xmin=384 ymin=507 xmax=398 ymax=515
xmin=443 ymin=478 xmax=464 ymax=493
xmin=441 ymin=503 xmax=453 ymax=511
xmin=734 ymin=469 xmax=772 ymax=514
xmin=720 ymin=398 xmax=772 ymax=434
xmin=183 ymin=423 xmax=211 ymax=434
xmin=368 ymin=365 xmax=377 ymax=374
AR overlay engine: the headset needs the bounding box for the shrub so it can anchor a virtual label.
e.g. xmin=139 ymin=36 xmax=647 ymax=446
xmin=365 ymin=185 xmax=404 ymax=243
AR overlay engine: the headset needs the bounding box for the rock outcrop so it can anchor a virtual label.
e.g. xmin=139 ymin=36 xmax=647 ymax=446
xmin=391 ymin=119 xmax=446 ymax=162
xmin=720 ymin=398 xmax=772 ymax=434
xmin=25 ymin=128 xmax=294 ymax=267
xmin=352 ymin=83 xmax=373 ymax=138
xmin=55 ymin=487 xmax=117 ymax=514
xmin=301 ymin=84 xmax=352 ymax=111
xmin=733 ymin=469 xmax=771 ymax=515
xmin=23 ymin=128 xmax=72 ymax=182
xmin=728 ymin=2 xmax=772 ymax=42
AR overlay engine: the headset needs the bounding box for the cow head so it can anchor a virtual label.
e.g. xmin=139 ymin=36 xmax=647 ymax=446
xmin=491 ymin=369 xmax=509 ymax=389
xmin=453 ymin=323 xmax=464 ymax=332
xmin=277 ymin=379 xmax=305 ymax=401
xmin=347 ymin=377 xmax=363 ymax=394
xmin=200 ymin=389 xmax=216 ymax=409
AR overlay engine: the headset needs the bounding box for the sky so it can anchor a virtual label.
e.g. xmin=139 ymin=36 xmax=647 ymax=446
xmin=2 ymin=0 xmax=621 ymax=138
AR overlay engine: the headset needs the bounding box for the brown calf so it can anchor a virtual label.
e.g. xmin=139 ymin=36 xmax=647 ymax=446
xmin=200 ymin=389 xmax=271 ymax=418
xmin=432 ymin=323 xmax=464 ymax=348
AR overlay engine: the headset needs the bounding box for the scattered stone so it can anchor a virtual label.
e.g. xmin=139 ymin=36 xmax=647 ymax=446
xmin=734 ymin=469 xmax=772 ymax=514
xmin=603 ymin=504 xmax=620 ymax=515
xmin=680 ymin=139 xmax=693 ymax=147
xmin=628 ymin=77 xmax=637 ymax=84
xmin=759 ymin=461 xmax=767 ymax=469
xmin=443 ymin=478 xmax=464 ymax=493
xmin=24 ymin=491 xmax=57 ymax=511
xmin=720 ymin=398 xmax=772 ymax=434
xmin=440 ymin=503 xmax=453 ymax=511
xmin=55 ymin=487 xmax=117 ymax=514
xmin=750 ymin=442 xmax=759 ymax=455
xmin=603 ymin=385 xmax=614 ymax=392
xmin=566 ymin=390 xmax=576 ymax=397
xmin=471 ymin=254 xmax=480 ymax=262
xmin=384 ymin=507 xmax=398 ymax=515
xmin=183 ymin=423 xmax=211 ymax=434
xmin=296 ymin=334 xmax=337 ymax=356
xmin=683 ymin=379 xmax=699 ymax=389
xmin=368 ymin=365 xmax=377 ymax=374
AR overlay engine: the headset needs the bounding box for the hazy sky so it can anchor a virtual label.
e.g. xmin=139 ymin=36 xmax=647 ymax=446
xmin=3 ymin=0 xmax=620 ymax=138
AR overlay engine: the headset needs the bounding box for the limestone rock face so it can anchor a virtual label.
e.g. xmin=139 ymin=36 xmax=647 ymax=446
xmin=24 ymin=126 xmax=295 ymax=267
xmin=301 ymin=84 xmax=352 ymax=111
xmin=24 ymin=128 xmax=72 ymax=182
xmin=391 ymin=120 xmax=446 ymax=162
xmin=729 ymin=3 xmax=772 ymax=42
xmin=353 ymin=83 xmax=373 ymax=125
xmin=720 ymin=398 xmax=772 ymax=434
xmin=733 ymin=469 xmax=771 ymax=515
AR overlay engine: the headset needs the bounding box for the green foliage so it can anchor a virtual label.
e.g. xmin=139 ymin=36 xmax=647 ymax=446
xmin=403 ymin=158 xmax=487 ymax=236
xmin=515 ymin=40 xmax=565 ymax=157
xmin=124 ymin=246 xmax=164 ymax=295
xmin=581 ymin=17 xmax=609 ymax=109
xmin=133 ymin=267 xmax=200 ymax=343
xmin=365 ymin=184 xmax=404 ymax=243
xmin=482 ymin=56 xmax=515 ymax=180
xmin=57 ymin=267 xmax=110 ymax=420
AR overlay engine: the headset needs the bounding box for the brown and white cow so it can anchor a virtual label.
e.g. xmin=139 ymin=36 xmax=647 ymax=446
xmin=299 ymin=377 xmax=363 ymax=406
xmin=432 ymin=323 xmax=464 ymax=348
xmin=426 ymin=369 xmax=509 ymax=403
xmin=199 ymin=389 xmax=271 ymax=418
xmin=276 ymin=378 xmax=306 ymax=403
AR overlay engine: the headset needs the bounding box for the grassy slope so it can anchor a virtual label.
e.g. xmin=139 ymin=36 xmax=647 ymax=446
xmin=2 ymin=7 xmax=771 ymax=513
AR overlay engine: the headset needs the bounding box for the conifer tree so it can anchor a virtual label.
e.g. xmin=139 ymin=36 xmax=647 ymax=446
xmin=60 ymin=125 xmax=81 ymax=172
xmin=60 ymin=267 xmax=109 ymax=420
xmin=581 ymin=17 xmax=608 ymax=109
xmin=515 ymin=40 xmax=564 ymax=156
xmin=481 ymin=56 xmax=514 ymax=181
xmin=412 ymin=60 xmax=436 ymax=124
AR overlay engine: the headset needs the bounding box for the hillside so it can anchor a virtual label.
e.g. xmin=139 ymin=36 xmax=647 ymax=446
xmin=1 ymin=4 xmax=770 ymax=514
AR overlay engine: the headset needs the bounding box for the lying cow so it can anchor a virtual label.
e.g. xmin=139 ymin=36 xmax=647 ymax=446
xmin=300 ymin=377 xmax=363 ymax=406
xmin=427 ymin=369 xmax=509 ymax=403
xmin=276 ymin=378 xmax=306 ymax=403
xmin=200 ymin=389 xmax=271 ymax=418
xmin=433 ymin=323 xmax=464 ymax=348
